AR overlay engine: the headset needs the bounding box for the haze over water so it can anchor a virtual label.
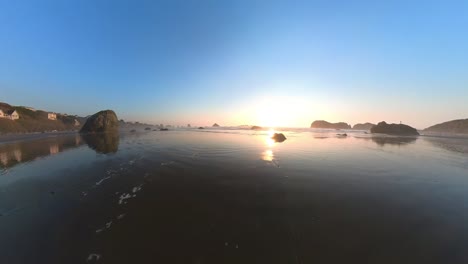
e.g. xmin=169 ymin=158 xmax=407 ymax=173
xmin=1 ymin=128 xmax=468 ymax=263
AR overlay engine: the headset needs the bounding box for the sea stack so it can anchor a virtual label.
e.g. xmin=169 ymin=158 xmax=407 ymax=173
xmin=370 ymin=121 xmax=419 ymax=136
xmin=352 ymin=123 xmax=375 ymax=130
xmin=80 ymin=110 xmax=119 ymax=134
xmin=212 ymin=123 xmax=220 ymax=127
xmin=310 ymin=120 xmax=351 ymax=129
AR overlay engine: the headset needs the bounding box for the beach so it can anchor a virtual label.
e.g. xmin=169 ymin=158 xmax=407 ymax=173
xmin=1 ymin=129 xmax=468 ymax=263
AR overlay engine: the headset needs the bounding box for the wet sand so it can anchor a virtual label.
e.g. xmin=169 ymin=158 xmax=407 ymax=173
xmin=1 ymin=130 xmax=468 ymax=263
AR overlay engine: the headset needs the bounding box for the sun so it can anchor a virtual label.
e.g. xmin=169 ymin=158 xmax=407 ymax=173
xmin=255 ymin=96 xmax=309 ymax=127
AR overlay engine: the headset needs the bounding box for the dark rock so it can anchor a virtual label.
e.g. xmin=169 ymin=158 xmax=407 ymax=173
xmin=145 ymin=127 xmax=151 ymax=131
xmin=336 ymin=133 xmax=347 ymax=137
xmin=352 ymin=123 xmax=375 ymax=130
xmin=130 ymin=129 xmax=136 ymax=133
xmin=212 ymin=123 xmax=220 ymax=127
xmin=198 ymin=127 xmax=204 ymax=129
xmin=370 ymin=121 xmax=419 ymax=136
xmin=271 ymin=133 xmax=287 ymax=142
xmin=80 ymin=110 xmax=119 ymax=134
xmin=311 ymin=120 xmax=351 ymax=129
xmin=160 ymin=128 xmax=169 ymax=131
xmin=251 ymin=126 xmax=263 ymax=130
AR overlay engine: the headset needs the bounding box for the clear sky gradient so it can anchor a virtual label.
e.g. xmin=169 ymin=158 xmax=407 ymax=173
xmin=1 ymin=0 xmax=467 ymax=128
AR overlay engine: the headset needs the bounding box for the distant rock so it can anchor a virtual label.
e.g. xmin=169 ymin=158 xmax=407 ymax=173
xmin=310 ymin=120 xmax=351 ymax=129
xmin=130 ymin=129 xmax=136 ymax=133
xmin=336 ymin=133 xmax=347 ymax=137
xmin=370 ymin=121 xmax=419 ymax=136
xmin=352 ymin=123 xmax=375 ymax=130
xmin=160 ymin=128 xmax=169 ymax=131
xmin=80 ymin=110 xmax=119 ymax=134
xmin=145 ymin=127 xmax=151 ymax=131
xmin=212 ymin=123 xmax=220 ymax=127
xmin=424 ymin=118 xmax=468 ymax=134
xmin=271 ymin=133 xmax=287 ymax=142
xmin=198 ymin=127 xmax=204 ymax=129
xmin=251 ymin=126 xmax=263 ymax=130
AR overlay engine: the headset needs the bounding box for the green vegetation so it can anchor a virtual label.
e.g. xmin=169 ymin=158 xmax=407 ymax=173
xmin=0 ymin=102 xmax=85 ymax=135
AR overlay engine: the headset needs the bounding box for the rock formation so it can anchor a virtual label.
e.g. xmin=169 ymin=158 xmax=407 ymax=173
xmin=212 ymin=123 xmax=220 ymax=127
xmin=370 ymin=121 xmax=419 ymax=136
xmin=424 ymin=118 xmax=468 ymax=134
xmin=271 ymin=133 xmax=287 ymax=142
xmin=80 ymin=110 xmax=119 ymax=133
xmin=310 ymin=120 xmax=351 ymax=129
xmin=352 ymin=123 xmax=375 ymax=130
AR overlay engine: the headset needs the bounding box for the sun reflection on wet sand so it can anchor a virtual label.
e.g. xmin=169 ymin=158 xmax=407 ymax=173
xmin=262 ymin=149 xmax=274 ymax=161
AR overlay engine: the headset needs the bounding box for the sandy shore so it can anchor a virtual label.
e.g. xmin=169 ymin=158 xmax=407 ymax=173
xmin=0 ymin=131 xmax=79 ymax=144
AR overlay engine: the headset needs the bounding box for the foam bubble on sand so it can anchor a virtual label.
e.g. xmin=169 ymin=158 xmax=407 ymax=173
xmin=95 ymin=221 xmax=113 ymax=233
xmin=95 ymin=176 xmax=111 ymax=186
xmin=87 ymin=253 xmax=101 ymax=262
xmin=118 ymin=193 xmax=132 ymax=205
xmin=132 ymin=184 xmax=142 ymax=193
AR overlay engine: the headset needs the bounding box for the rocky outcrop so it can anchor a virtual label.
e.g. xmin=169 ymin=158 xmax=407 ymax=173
xmin=80 ymin=110 xmax=119 ymax=133
xmin=212 ymin=123 xmax=220 ymax=127
xmin=352 ymin=123 xmax=375 ymax=130
xmin=424 ymin=118 xmax=468 ymax=134
xmin=370 ymin=121 xmax=419 ymax=136
xmin=310 ymin=120 xmax=351 ymax=129
xmin=251 ymin=126 xmax=263 ymax=130
xmin=271 ymin=133 xmax=287 ymax=142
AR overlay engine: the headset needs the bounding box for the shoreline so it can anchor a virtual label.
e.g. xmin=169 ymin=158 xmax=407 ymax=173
xmin=0 ymin=130 xmax=79 ymax=145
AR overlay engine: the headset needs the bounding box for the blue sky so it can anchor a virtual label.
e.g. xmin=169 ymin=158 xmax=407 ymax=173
xmin=0 ymin=0 xmax=467 ymax=128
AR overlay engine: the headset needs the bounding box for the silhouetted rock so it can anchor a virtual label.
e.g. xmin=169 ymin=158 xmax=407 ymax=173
xmin=145 ymin=127 xmax=151 ymax=131
xmin=80 ymin=110 xmax=119 ymax=134
xmin=198 ymin=127 xmax=204 ymax=129
xmin=370 ymin=121 xmax=419 ymax=136
xmin=424 ymin=118 xmax=468 ymax=134
xmin=212 ymin=123 xmax=220 ymax=127
xmin=310 ymin=120 xmax=351 ymax=129
xmin=271 ymin=133 xmax=287 ymax=142
xmin=251 ymin=126 xmax=263 ymax=130
xmin=336 ymin=133 xmax=347 ymax=137
xmin=160 ymin=128 xmax=169 ymax=131
xmin=82 ymin=132 xmax=119 ymax=154
xmin=352 ymin=123 xmax=375 ymax=130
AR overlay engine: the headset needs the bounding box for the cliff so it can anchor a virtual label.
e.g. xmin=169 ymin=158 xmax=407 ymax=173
xmin=0 ymin=102 xmax=86 ymax=135
xmin=424 ymin=119 xmax=468 ymax=134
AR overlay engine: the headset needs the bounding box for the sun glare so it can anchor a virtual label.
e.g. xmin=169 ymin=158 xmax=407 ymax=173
xmin=255 ymin=96 xmax=310 ymax=127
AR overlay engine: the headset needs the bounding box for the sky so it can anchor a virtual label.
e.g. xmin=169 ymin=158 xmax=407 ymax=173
xmin=0 ymin=0 xmax=467 ymax=129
